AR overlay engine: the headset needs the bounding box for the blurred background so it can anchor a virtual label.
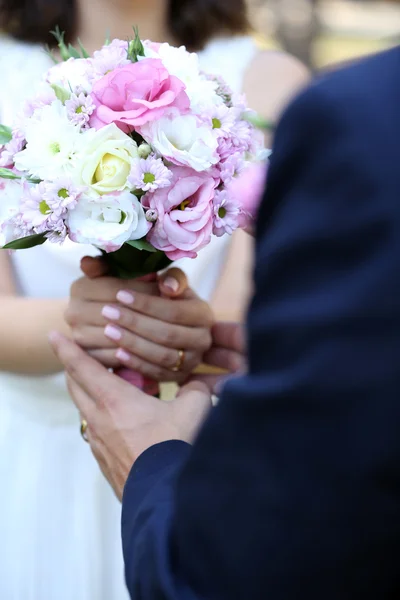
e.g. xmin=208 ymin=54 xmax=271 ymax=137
xmin=248 ymin=0 xmax=400 ymax=70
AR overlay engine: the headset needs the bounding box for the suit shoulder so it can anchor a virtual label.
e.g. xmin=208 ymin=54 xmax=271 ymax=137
xmin=308 ymin=46 xmax=400 ymax=109
xmin=275 ymin=46 xmax=400 ymax=146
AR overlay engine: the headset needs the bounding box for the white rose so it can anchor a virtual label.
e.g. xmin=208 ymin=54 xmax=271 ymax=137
xmin=76 ymin=124 xmax=139 ymax=195
xmin=67 ymin=190 xmax=149 ymax=252
xmin=140 ymin=114 xmax=219 ymax=172
xmin=0 ymin=179 xmax=22 ymax=246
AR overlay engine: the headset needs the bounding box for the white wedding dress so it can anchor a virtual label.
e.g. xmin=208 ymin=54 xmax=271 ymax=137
xmin=0 ymin=35 xmax=258 ymax=600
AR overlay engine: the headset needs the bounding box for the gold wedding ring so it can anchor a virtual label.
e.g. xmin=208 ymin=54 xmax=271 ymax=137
xmin=172 ymin=349 xmax=185 ymax=372
xmin=80 ymin=419 xmax=89 ymax=443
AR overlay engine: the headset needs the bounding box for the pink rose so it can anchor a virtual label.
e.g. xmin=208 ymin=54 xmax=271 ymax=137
xmin=143 ymin=167 xmax=216 ymax=261
xmin=89 ymin=59 xmax=190 ymax=132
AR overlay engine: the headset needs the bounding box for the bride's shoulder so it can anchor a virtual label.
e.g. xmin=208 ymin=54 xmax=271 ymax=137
xmin=243 ymin=44 xmax=310 ymax=123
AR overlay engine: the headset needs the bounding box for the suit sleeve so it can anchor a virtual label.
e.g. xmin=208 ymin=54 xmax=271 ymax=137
xmin=122 ymin=82 xmax=400 ymax=600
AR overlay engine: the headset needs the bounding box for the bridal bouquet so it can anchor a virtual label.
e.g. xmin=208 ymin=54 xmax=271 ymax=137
xmin=0 ymin=28 xmax=266 ymax=278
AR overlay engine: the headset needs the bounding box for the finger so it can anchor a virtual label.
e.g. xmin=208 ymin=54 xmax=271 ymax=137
xmin=80 ymin=256 xmax=109 ymax=279
xmin=202 ymin=346 xmax=245 ymax=373
xmin=49 ymin=331 xmax=129 ymax=405
xmin=88 ymin=348 xmax=121 ymax=369
xmin=103 ymin=325 xmax=200 ymax=372
xmin=158 ymin=268 xmax=188 ymax=298
xmin=71 ymin=276 xmax=159 ymax=303
xmin=115 ymin=289 xmax=213 ymax=327
xmin=65 ymin=374 xmax=95 ymax=423
xmin=211 ymin=322 xmax=245 ymax=353
xmin=185 ymin=374 xmax=225 ymax=395
xmin=112 ymin=350 xmax=189 ymax=384
xmin=65 ymin=299 xmax=107 ymax=329
xmin=102 ymin=304 xmax=212 ymax=351
xmin=72 ymin=325 xmax=116 ymax=350
xmin=177 ymin=379 xmax=211 ymax=397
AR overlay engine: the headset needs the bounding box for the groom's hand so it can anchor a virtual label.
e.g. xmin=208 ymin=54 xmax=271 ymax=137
xmin=195 ymin=322 xmax=247 ymax=393
xmin=49 ymin=332 xmax=212 ymax=500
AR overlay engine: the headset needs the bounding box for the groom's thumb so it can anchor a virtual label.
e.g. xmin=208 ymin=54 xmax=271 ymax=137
xmin=158 ymin=268 xmax=189 ymax=298
xmin=81 ymin=256 xmax=109 ymax=279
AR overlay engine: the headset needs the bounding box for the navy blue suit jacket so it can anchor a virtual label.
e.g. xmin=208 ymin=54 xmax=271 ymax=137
xmin=122 ymin=47 xmax=400 ymax=599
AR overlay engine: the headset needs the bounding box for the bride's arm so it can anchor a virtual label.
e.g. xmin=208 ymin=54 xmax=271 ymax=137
xmin=0 ymin=252 xmax=70 ymax=375
xmin=211 ymin=51 xmax=310 ymax=321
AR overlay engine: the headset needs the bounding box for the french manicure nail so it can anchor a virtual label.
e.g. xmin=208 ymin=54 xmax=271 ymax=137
xmin=116 ymin=348 xmax=131 ymax=362
xmin=104 ymin=324 xmax=122 ymax=341
xmin=163 ymin=277 xmax=179 ymax=293
xmin=102 ymin=305 xmax=120 ymax=321
xmin=116 ymin=290 xmax=135 ymax=305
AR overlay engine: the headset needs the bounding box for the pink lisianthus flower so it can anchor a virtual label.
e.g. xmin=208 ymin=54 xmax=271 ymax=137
xmin=225 ymin=161 xmax=268 ymax=229
xmin=89 ymin=59 xmax=190 ymax=132
xmin=142 ymin=166 xmax=216 ymax=260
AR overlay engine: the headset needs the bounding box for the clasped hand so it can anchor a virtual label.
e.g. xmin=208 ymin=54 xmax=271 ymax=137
xmin=65 ymin=257 xmax=213 ymax=384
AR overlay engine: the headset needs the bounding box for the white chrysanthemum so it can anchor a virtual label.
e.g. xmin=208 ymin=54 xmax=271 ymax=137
xmin=46 ymin=57 xmax=92 ymax=94
xmin=139 ymin=114 xmax=219 ymax=172
xmin=67 ymin=190 xmax=149 ymax=252
xmin=14 ymin=101 xmax=83 ymax=180
xmin=141 ymin=43 xmax=221 ymax=113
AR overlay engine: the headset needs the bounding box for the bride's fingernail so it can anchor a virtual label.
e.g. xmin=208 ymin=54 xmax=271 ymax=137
xmin=116 ymin=348 xmax=131 ymax=362
xmin=117 ymin=290 xmax=135 ymax=305
xmin=102 ymin=306 xmax=120 ymax=321
xmin=104 ymin=324 xmax=122 ymax=341
xmin=163 ymin=277 xmax=179 ymax=292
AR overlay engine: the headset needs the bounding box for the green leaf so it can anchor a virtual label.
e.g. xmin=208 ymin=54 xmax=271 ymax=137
xmin=243 ymin=111 xmax=274 ymax=132
xmin=0 ymin=167 xmax=21 ymax=180
xmin=104 ymin=30 xmax=111 ymax=46
xmin=3 ymin=233 xmax=48 ymax=250
xmin=67 ymin=44 xmax=82 ymax=59
xmin=50 ymin=26 xmax=71 ymax=61
xmin=126 ymin=239 xmax=156 ymax=252
xmin=50 ymin=84 xmax=71 ymax=104
xmin=0 ymin=125 xmax=12 ymax=145
xmin=44 ymin=45 xmax=59 ymax=65
xmin=0 ymin=168 xmax=40 ymax=184
xmin=77 ymin=38 xmax=90 ymax=59
xmin=102 ymin=244 xmax=171 ymax=279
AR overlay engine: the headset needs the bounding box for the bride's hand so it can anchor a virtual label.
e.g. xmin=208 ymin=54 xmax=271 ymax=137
xmin=65 ymin=264 xmax=213 ymax=383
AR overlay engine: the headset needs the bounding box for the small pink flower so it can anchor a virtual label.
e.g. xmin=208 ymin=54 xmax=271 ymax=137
xmin=212 ymin=190 xmax=240 ymax=237
xmin=0 ymin=130 xmax=25 ymax=168
xmin=91 ymin=39 xmax=130 ymax=79
xmin=20 ymin=181 xmax=67 ymax=234
xmin=89 ymin=59 xmax=190 ymax=132
xmin=65 ymin=93 xmax=95 ymax=129
xmin=43 ymin=178 xmax=85 ymax=211
xmin=128 ymin=156 xmax=172 ymax=192
xmin=142 ymin=166 xmax=216 ymax=260
xmin=219 ymin=151 xmax=245 ymax=184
